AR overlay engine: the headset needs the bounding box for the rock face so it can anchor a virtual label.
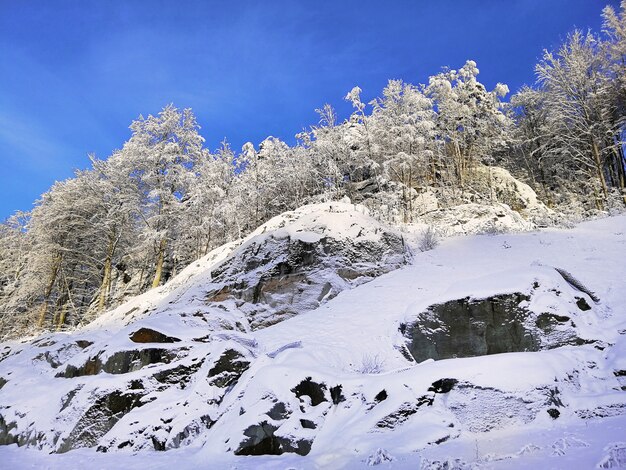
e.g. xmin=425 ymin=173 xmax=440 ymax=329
xmin=470 ymin=165 xmax=553 ymax=221
xmin=58 ymin=348 xmax=180 ymax=378
xmin=58 ymin=389 xmax=145 ymax=453
xmin=204 ymin=202 xmax=410 ymax=329
xmin=405 ymin=293 xmax=539 ymax=362
xmin=404 ymin=278 xmax=594 ymax=362
xmin=235 ymin=421 xmax=312 ymax=456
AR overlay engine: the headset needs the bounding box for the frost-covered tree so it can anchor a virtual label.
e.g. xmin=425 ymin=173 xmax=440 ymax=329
xmin=298 ymin=104 xmax=351 ymax=196
xmin=181 ymin=140 xmax=239 ymax=261
xmin=0 ymin=212 xmax=31 ymax=336
xmin=426 ymin=60 xmax=511 ymax=187
xmin=88 ymin=156 xmax=140 ymax=311
xmin=509 ymin=86 xmax=556 ymax=202
xmin=512 ymin=31 xmax=624 ymax=208
xmin=368 ymin=80 xmax=436 ymax=221
xmin=113 ymin=105 xmax=206 ymax=288
xmin=602 ymin=1 xmax=626 ymax=201
xmin=21 ymin=172 xmax=115 ymax=329
xmin=344 ymin=86 xmax=379 ymax=180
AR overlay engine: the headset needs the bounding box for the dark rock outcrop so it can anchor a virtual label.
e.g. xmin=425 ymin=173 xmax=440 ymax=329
xmin=129 ymin=328 xmax=181 ymax=344
xmin=207 ymin=349 xmax=250 ymax=388
xmin=404 ymin=288 xmax=592 ymax=363
xmin=375 ymin=396 xmax=434 ymax=429
xmin=58 ymin=390 xmax=145 ymax=453
xmin=153 ymin=360 xmax=204 ymax=388
xmin=429 ymin=378 xmax=458 ymax=394
xmin=235 ymin=421 xmax=311 ymax=456
xmin=329 ymin=385 xmax=346 ymax=405
xmin=291 ymin=377 xmax=327 ymax=406
xmin=58 ymin=348 xmax=179 ymax=378
xmin=405 ymin=293 xmax=538 ymax=362
xmin=0 ymin=415 xmax=18 ymax=446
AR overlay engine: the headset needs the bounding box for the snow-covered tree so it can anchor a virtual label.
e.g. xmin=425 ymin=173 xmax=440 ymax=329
xmin=0 ymin=212 xmax=31 ymax=336
xmin=426 ymin=60 xmax=511 ymax=187
xmin=113 ymin=104 xmax=206 ymax=288
xmin=298 ymin=104 xmax=351 ymax=197
xmin=534 ymin=31 xmax=620 ymax=206
xmin=368 ymin=80 xmax=436 ymax=221
xmin=602 ymin=1 xmax=626 ymax=201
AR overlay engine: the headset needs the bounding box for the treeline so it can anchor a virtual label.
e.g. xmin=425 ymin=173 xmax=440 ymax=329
xmin=1 ymin=3 xmax=625 ymax=338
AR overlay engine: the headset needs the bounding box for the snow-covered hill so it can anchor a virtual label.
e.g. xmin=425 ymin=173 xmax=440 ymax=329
xmin=1 ymin=204 xmax=626 ymax=469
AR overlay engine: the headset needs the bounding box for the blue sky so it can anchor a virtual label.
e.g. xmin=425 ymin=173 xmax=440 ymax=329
xmin=0 ymin=0 xmax=619 ymax=220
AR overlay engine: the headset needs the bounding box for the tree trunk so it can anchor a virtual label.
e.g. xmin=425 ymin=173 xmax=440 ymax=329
xmin=98 ymin=256 xmax=113 ymax=311
xmin=97 ymin=236 xmax=118 ymax=311
xmin=591 ymin=137 xmax=608 ymax=200
xmin=152 ymin=238 xmax=167 ymax=288
xmin=56 ymin=302 xmax=68 ymax=331
xmin=454 ymin=141 xmax=464 ymax=187
xmin=612 ymin=142 xmax=626 ymax=206
xmin=37 ymin=254 xmax=62 ymax=328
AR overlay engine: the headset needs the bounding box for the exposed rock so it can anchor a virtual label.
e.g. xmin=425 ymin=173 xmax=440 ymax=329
xmin=405 ymin=293 xmax=538 ymax=362
xmin=374 ymin=390 xmax=388 ymax=402
xmin=597 ymin=442 xmax=626 ymax=469
xmin=329 ymin=384 xmax=346 ymax=405
xmin=0 ymin=415 xmax=18 ymax=446
xmin=291 ymin=377 xmax=327 ymax=406
xmin=266 ymin=402 xmax=290 ymax=421
xmin=576 ymin=297 xmax=592 ymax=311
xmin=234 ymin=421 xmax=312 ymax=456
xmin=100 ymin=348 xmax=179 ymax=374
xmin=535 ymin=312 xmax=571 ymax=330
xmin=300 ymin=419 xmax=316 ymax=429
xmin=366 ymin=447 xmax=395 ymax=466
xmin=60 ymin=385 xmax=84 ymax=412
xmin=207 ymin=349 xmax=250 ymax=388
xmin=204 ymin=203 xmax=409 ymax=329
xmin=547 ymin=408 xmax=560 ymax=419
xmin=0 ymin=346 xmax=12 ymax=363
xmin=375 ymin=396 xmax=433 ymax=429
xmin=58 ymin=390 xmax=145 ymax=453
xmin=554 ymin=268 xmax=600 ymax=303
xmin=404 ymin=286 xmax=593 ymax=363
xmin=169 ymin=415 xmax=215 ymax=449
xmin=57 ymin=356 xmax=103 ymax=378
xmin=152 ymin=360 xmax=204 ymax=388
xmin=129 ymin=328 xmax=181 ymax=344
xmin=58 ymin=348 xmax=178 ymax=378
xmin=470 ymin=165 xmax=553 ymax=222
xmin=429 ymin=378 xmax=458 ymax=394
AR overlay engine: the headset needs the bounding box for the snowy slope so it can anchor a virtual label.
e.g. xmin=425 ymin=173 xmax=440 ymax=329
xmin=1 ymin=209 xmax=626 ymax=469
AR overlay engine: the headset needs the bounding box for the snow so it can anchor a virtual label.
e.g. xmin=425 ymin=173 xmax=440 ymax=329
xmin=1 ymin=211 xmax=626 ymax=469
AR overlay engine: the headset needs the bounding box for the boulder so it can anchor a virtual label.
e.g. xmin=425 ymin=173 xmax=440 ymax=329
xmin=129 ymin=328 xmax=181 ymax=344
